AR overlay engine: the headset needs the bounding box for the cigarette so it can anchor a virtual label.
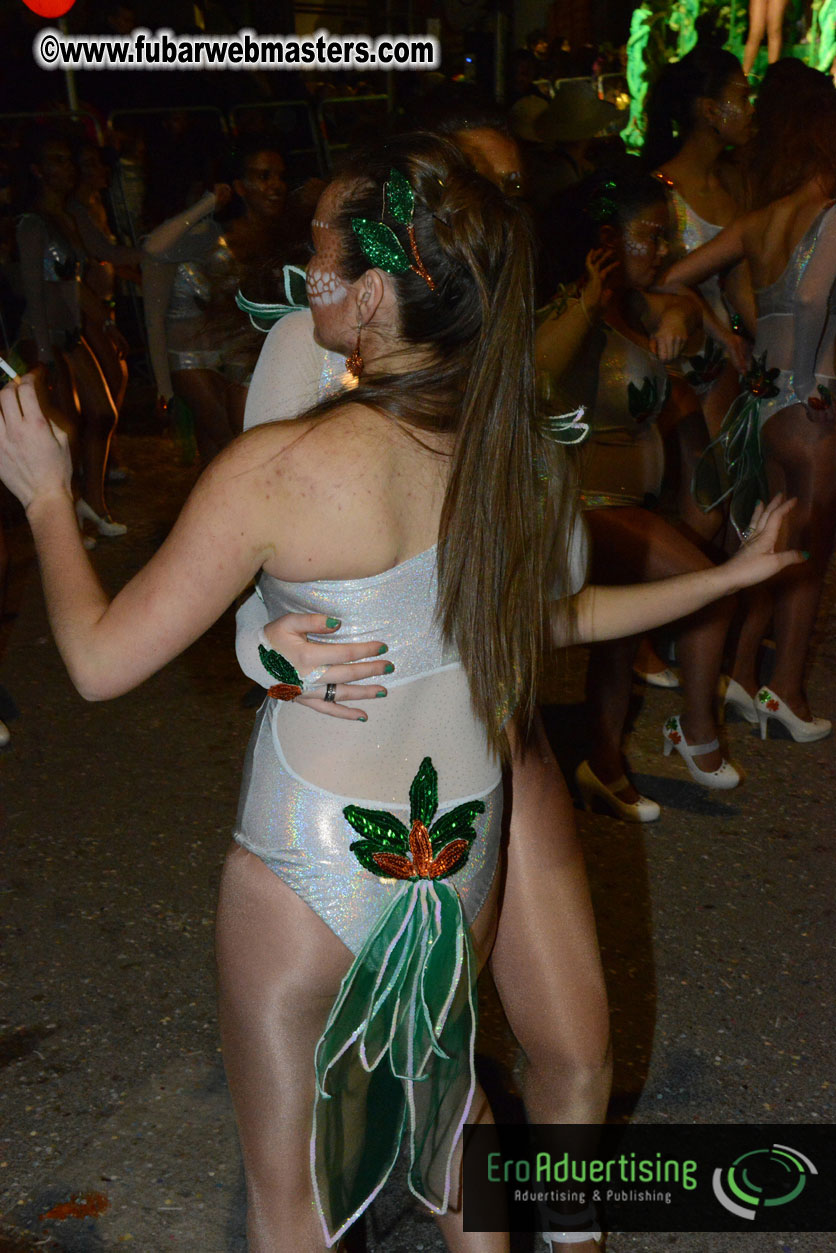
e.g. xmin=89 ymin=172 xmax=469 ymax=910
xmin=0 ymin=356 xmax=19 ymax=381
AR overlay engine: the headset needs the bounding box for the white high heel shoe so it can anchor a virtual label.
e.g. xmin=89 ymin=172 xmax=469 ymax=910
xmin=576 ymin=760 xmax=661 ymax=823
xmin=541 ymin=1203 xmax=602 ymax=1246
xmin=662 ymin=715 xmax=740 ymax=789
xmin=633 ymin=664 xmax=680 ymax=689
xmin=755 ymin=686 xmax=831 ymax=742
xmin=719 ymin=675 xmax=758 ymax=724
xmin=75 ymin=498 xmax=127 ymax=537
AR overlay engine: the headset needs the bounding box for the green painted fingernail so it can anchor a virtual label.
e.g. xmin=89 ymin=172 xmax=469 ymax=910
xmin=377 ymin=644 xmax=388 ymax=655
xmin=802 ymin=550 xmax=810 ymax=560
xmin=383 ymin=662 xmax=395 ymax=674
xmin=358 ymin=713 xmax=368 ymax=722
xmin=376 ymin=689 xmax=387 ymax=697
xmin=326 ymin=617 xmax=340 ymax=628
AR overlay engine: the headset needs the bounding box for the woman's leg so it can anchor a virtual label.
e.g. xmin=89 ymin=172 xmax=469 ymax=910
xmin=758 ymin=403 xmax=836 ymax=717
xmin=490 ymin=716 xmax=611 ymax=1253
xmin=83 ymin=320 xmax=128 ymax=413
xmin=659 ymin=379 xmax=724 ymax=546
xmin=67 ymin=339 xmax=119 ymax=519
xmin=743 ymin=0 xmax=768 ymax=74
xmin=585 ymin=507 xmax=735 ymax=789
xmin=765 ymin=0 xmax=789 ymax=62
xmin=172 ymin=368 xmax=239 ymax=464
xmin=217 ymin=844 xmax=506 ymax=1253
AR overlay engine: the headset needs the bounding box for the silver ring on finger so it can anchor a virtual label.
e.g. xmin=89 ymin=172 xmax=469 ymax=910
xmin=324 ymin=683 xmax=337 ymax=703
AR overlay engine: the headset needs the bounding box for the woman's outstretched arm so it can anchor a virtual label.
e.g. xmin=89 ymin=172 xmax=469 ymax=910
xmin=659 ymin=217 xmax=747 ymax=291
xmin=557 ymin=495 xmax=803 ymax=646
xmin=0 ymin=375 xmax=276 ymax=700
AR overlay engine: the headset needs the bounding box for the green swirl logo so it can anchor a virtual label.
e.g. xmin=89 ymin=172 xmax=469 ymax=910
xmin=713 ymin=1144 xmax=817 ymax=1220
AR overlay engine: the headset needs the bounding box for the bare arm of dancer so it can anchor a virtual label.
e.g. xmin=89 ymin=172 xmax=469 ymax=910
xmin=660 ymin=217 xmax=750 ymax=293
xmin=642 ymin=290 xmax=702 ymax=361
xmin=70 ymin=202 xmax=142 ymax=268
xmin=0 ymin=375 xmax=309 ymax=699
xmin=141 ymin=186 xmax=230 ymax=259
xmin=535 ymin=248 xmax=617 ymax=378
xmin=562 ymin=495 xmax=803 ymax=646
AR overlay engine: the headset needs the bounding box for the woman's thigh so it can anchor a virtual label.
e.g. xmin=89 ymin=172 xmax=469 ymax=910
xmin=491 ymin=716 xmax=610 ymax=1075
xmin=585 ymin=506 xmax=713 ymax=584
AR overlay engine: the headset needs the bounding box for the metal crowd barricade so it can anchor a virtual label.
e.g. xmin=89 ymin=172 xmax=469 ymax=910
xmin=315 ymin=94 xmax=390 ymax=172
xmin=0 ymin=109 xmax=105 ymax=146
xmin=229 ymin=99 xmax=326 ymax=182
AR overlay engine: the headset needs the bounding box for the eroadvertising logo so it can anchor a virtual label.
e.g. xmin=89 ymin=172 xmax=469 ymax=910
xmin=712 ymin=1143 xmax=818 ymax=1221
xmin=462 ymin=1124 xmax=836 ymax=1233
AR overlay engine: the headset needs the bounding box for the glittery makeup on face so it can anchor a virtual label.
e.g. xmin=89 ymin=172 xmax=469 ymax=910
xmin=623 ymin=220 xmax=668 ymax=256
xmin=308 ymin=181 xmax=356 ymax=350
xmin=306 ymin=266 xmax=348 ymax=307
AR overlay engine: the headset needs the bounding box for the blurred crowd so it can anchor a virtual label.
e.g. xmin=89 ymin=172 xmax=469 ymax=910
xmin=1 ymin=30 xmax=835 ymax=792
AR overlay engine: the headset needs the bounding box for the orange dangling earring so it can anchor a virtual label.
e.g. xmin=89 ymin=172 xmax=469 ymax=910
xmin=345 ymin=323 xmax=363 ymax=378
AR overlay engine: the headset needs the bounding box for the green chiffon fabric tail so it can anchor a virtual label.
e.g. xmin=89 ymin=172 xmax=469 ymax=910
xmin=692 ymin=389 xmax=769 ymax=539
xmin=311 ymin=877 xmax=477 ymax=1248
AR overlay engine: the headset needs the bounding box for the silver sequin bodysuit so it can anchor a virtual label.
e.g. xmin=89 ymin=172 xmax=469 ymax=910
xmin=569 ymin=319 xmax=671 ymax=508
xmin=234 ymin=548 xmax=502 ymax=955
xmin=662 ymin=182 xmax=733 ymax=392
xmin=750 ymin=202 xmax=836 ymax=429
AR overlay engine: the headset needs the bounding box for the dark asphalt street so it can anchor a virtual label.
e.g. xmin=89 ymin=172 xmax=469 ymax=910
xmin=1 ymin=422 xmax=834 ymax=1253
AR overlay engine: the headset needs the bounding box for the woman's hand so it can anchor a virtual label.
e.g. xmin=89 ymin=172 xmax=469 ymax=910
xmin=0 ymin=374 xmax=72 ymax=513
xmin=582 ymin=246 xmax=618 ymax=317
xmin=213 ymin=183 xmax=234 ymax=212
xmin=649 ymin=307 xmax=691 ymax=361
xmin=261 ymin=612 xmax=392 ymax=722
xmin=725 ymin=494 xmax=806 ymax=589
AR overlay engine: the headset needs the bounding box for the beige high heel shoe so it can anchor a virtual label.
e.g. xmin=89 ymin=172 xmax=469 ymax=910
xmin=576 ymin=760 xmax=661 ymax=823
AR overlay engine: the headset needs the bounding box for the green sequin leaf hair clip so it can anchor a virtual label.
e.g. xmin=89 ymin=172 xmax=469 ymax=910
xmin=351 ymin=218 xmax=412 ymax=275
xmin=385 ymin=167 xmax=414 ymax=225
xmin=351 ymin=167 xmax=436 ymax=291
xmin=588 ymin=178 xmax=618 ymax=223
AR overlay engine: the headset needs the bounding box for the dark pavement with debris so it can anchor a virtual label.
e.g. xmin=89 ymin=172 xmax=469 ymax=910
xmin=1 ymin=408 xmax=834 ymax=1253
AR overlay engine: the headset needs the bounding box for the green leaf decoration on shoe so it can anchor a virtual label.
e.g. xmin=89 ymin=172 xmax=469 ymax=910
xmin=345 ymin=758 xmax=483 ymax=882
xmin=352 ymin=219 xmax=411 ymax=274
xmin=343 ymin=806 xmax=410 ymax=852
xmin=410 ymin=756 xmax=438 ymax=827
xmin=385 ymin=168 xmax=415 ymax=225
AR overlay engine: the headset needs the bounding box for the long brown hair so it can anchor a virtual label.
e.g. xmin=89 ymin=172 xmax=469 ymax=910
xmin=303 ymin=132 xmax=575 ymax=757
xmin=745 ymin=62 xmax=836 ymax=207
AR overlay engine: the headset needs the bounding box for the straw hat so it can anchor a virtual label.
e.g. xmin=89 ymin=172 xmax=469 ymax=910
xmin=537 ymin=80 xmax=622 ymax=145
xmin=508 ymin=94 xmax=550 ymax=144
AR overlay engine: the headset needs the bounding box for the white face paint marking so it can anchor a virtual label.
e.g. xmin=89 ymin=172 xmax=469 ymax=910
xmin=306 ymin=266 xmax=348 ymax=308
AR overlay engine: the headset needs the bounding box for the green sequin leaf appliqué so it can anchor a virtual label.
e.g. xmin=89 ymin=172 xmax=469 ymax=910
xmin=409 ymin=756 xmax=438 ymax=827
xmin=258 ymin=644 xmax=302 ymax=687
xmin=351 ymin=219 xmax=411 ymax=274
xmin=342 ymin=806 xmax=410 ymax=853
xmin=385 ymin=168 xmax=415 ymax=226
xmin=429 ymin=801 xmax=485 ymax=858
xmin=345 ymin=758 xmax=484 ymax=883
